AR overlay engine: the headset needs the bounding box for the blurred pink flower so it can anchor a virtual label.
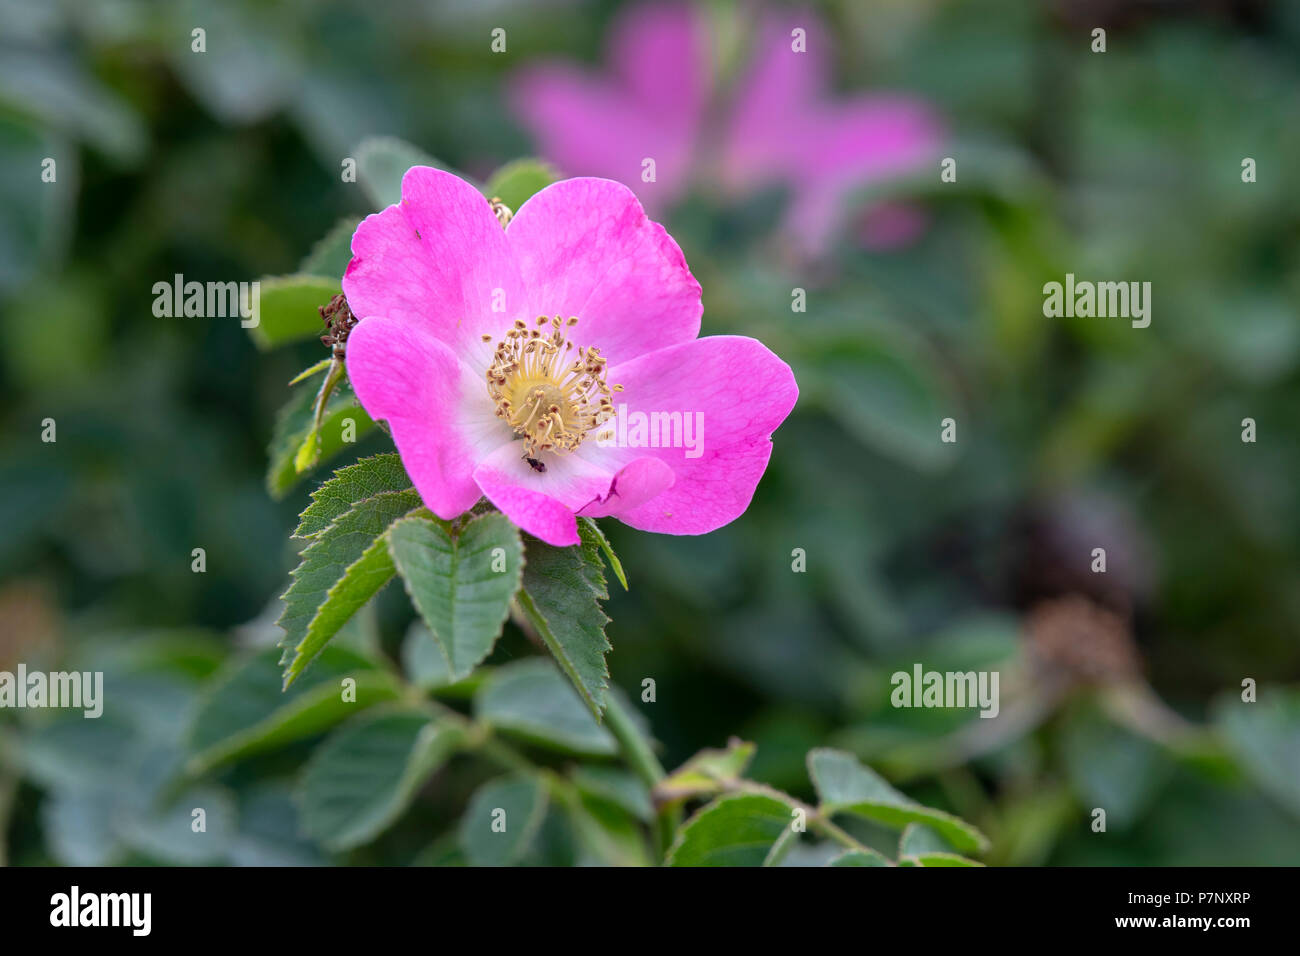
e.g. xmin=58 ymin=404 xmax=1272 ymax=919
xmin=510 ymin=3 xmax=943 ymax=254
xmin=343 ymin=168 xmax=797 ymax=547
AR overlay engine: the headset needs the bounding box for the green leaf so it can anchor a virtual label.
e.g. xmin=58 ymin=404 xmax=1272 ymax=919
xmin=301 ymin=708 xmax=462 ymax=851
xmin=295 ymin=453 xmax=411 ymax=539
xmin=483 ymin=158 xmax=558 ymax=214
xmin=474 ymin=658 xmax=617 ymax=756
xmin=118 ymin=785 xmax=237 ymax=865
xmin=807 ymin=748 xmax=989 ymax=855
xmin=1214 ymin=687 xmax=1300 ymax=818
xmin=665 ymin=792 xmax=798 ymax=867
xmin=388 ymin=512 xmax=523 ymax=681
xmin=278 ymin=489 xmax=423 ymax=687
xmin=267 ymin=381 xmax=376 ymax=499
xmin=355 ymin=136 xmax=461 ymax=210
xmin=186 ymin=646 xmax=401 ymax=774
xmin=911 ymin=853 xmax=983 ymax=866
xmin=658 ymin=738 xmax=756 ymax=803
xmin=1061 ymin=707 xmax=1170 ymax=829
xmin=815 ymin=328 xmax=959 ymax=473
xmin=828 ymin=848 xmax=891 ymax=867
xmin=578 ymin=516 xmax=627 ymax=590
xmin=458 ymin=774 xmax=548 ymax=866
xmin=400 ymin=623 xmax=455 ymax=691
xmin=300 ymin=216 xmax=362 ymax=280
xmin=247 ymin=274 xmax=340 ymax=350
xmin=566 ymin=790 xmax=652 ymax=866
xmin=571 ymin=766 xmax=654 ymax=823
xmin=899 ymin=822 xmax=952 ymax=857
xmin=515 ymin=524 xmax=612 ymax=719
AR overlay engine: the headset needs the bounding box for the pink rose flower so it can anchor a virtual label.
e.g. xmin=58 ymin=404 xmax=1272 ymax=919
xmin=342 ymin=167 xmax=798 ymax=547
xmin=510 ymin=3 xmax=943 ymax=255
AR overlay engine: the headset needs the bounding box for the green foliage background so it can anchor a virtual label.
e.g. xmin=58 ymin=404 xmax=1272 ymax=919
xmin=1 ymin=0 xmax=1299 ymax=865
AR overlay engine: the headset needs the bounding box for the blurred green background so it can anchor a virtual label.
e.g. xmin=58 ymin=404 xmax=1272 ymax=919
xmin=2 ymin=0 xmax=1298 ymax=866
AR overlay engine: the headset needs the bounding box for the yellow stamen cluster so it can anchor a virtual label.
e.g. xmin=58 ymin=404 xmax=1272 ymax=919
xmin=484 ymin=315 xmax=623 ymax=458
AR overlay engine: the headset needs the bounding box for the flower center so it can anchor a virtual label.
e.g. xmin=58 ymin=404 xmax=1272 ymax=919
xmin=484 ymin=315 xmax=622 ymax=458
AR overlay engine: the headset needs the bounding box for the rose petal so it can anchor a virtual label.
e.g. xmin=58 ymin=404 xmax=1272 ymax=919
xmin=346 ymin=317 xmax=511 ymax=519
xmin=589 ymin=335 xmax=797 ymax=534
xmin=577 ymin=455 xmax=676 ymax=519
xmin=343 ymin=166 xmax=527 ymax=371
xmin=506 ymin=177 xmax=702 ymax=369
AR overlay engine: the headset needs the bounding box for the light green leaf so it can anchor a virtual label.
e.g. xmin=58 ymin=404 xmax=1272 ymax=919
xmin=828 ymin=848 xmax=891 ymax=867
xmin=666 ymin=792 xmax=798 ymax=867
xmin=300 ymin=216 xmax=362 ymax=280
xmin=355 ymin=136 xmax=460 ymax=210
xmin=566 ymin=790 xmax=652 ymax=866
xmin=300 ymin=708 xmax=462 ymax=851
xmin=401 ymin=622 xmax=455 ymax=690
xmin=579 ymin=516 xmax=627 ymax=590
xmin=816 ymin=328 xmax=959 ymax=472
xmin=228 ymin=784 xmax=327 ymax=867
xmin=658 ymin=738 xmax=756 ymax=803
xmin=458 ymin=774 xmax=548 ymax=866
xmin=247 ymin=274 xmax=340 ymax=350
xmin=267 ymin=379 xmax=375 ymax=499
xmin=571 ymin=766 xmax=654 ymax=823
xmin=388 ymin=512 xmax=523 ymax=680
xmin=119 ymin=785 xmax=237 ymax=865
xmin=186 ymin=646 xmax=401 ymax=774
xmin=295 ymin=453 xmax=411 ymax=539
xmin=909 ymin=852 xmax=983 ymax=866
xmin=1214 ymin=687 xmax=1300 ymax=818
xmin=483 ymin=158 xmax=558 ymax=214
xmin=1061 ymin=707 xmax=1170 ymax=829
xmin=808 ymin=748 xmax=989 ymax=855
xmin=474 ymin=658 xmax=617 ymax=756
xmin=0 ymin=51 xmax=145 ymax=161
xmin=899 ymin=822 xmax=952 ymax=857
xmin=278 ymin=489 xmax=423 ymax=687
xmin=515 ymin=524 xmax=612 ymax=718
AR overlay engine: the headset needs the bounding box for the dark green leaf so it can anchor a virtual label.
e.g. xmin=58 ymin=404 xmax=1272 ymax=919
xmin=458 ymin=774 xmax=548 ymax=866
xmin=278 ymin=489 xmax=423 ymax=686
xmin=295 ymin=453 xmax=411 ymax=539
xmin=300 ymin=708 xmax=461 ymax=851
xmin=515 ymin=524 xmax=612 ymax=718
xmin=665 ymin=792 xmax=797 ymax=867
xmin=474 ymin=659 xmax=617 ymax=756
xmin=186 ymin=646 xmax=401 ymax=773
xmin=388 ymin=512 xmax=523 ymax=680
xmin=808 ymin=748 xmax=989 ymax=854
